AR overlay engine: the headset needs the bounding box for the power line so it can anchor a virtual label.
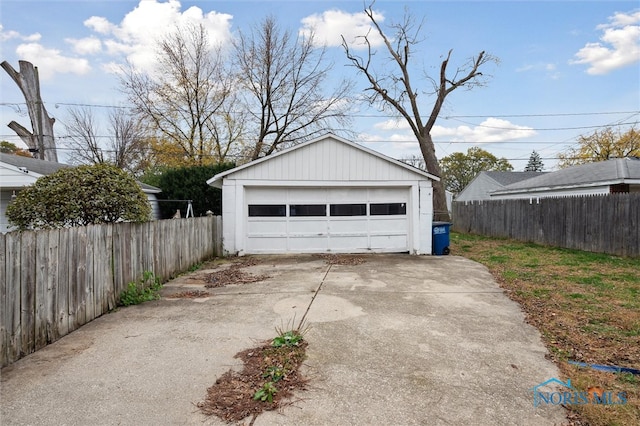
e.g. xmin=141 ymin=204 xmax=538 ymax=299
xmin=2 ymin=102 xmax=638 ymax=119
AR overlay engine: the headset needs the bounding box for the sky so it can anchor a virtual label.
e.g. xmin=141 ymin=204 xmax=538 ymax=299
xmin=1 ymin=0 xmax=639 ymax=171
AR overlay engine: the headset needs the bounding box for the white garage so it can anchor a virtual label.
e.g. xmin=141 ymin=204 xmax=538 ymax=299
xmin=207 ymin=134 xmax=438 ymax=255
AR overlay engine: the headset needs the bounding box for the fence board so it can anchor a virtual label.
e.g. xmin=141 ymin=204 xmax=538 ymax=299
xmin=85 ymin=225 xmax=96 ymax=324
xmin=0 ymin=233 xmax=6 ymax=366
xmin=46 ymin=229 xmax=59 ymax=344
xmin=453 ymin=193 xmax=639 ymax=257
xmin=5 ymin=232 xmax=21 ymax=364
xmin=57 ymin=227 xmax=69 ymax=339
xmin=34 ymin=231 xmax=48 ymax=351
xmin=20 ymin=231 xmax=36 ymax=358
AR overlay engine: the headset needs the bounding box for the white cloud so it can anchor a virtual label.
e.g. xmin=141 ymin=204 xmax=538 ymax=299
xmin=374 ymin=118 xmax=411 ymax=131
xmin=371 ymin=117 xmax=535 ymax=144
xmin=15 ymin=43 xmax=91 ymax=80
xmin=515 ymin=62 xmax=560 ymax=79
xmin=84 ymin=16 xmax=116 ymax=35
xmin=84 ymin=0 xmax=233 ymax=73
xmin=571 ymin=10 xmax=640 ymax=75
xmin=300 ymin=9 xmax=385 ymax=48
xmin=431 ymin=118 xmax=536 ymax=143
xmin=0 ymin=24 xmax=41 ymax=42
xmin=66 ymin=36 xmax=102 ymax=55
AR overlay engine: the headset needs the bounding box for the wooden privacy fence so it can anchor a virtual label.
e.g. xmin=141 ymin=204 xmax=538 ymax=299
xmin=452 ymin=193 xmax=639 ymax=257
xmin=0 ymin=216 xmax=222 ymax=367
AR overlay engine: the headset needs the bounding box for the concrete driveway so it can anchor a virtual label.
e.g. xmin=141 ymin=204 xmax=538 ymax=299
xmin=1 ymin=255 xmax=567 ymax=425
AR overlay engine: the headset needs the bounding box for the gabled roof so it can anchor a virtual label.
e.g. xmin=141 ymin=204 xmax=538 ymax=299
xmin=0 ymin=153 xmax=161 ymax=193
xmin=484 ymin=171 xmax=549 ymax=186
xmin=207 ymin=133 xmax=440 ymax=187
xmin=0 ymin=152 xmax=69 ymax=176
xmin=494 ymin=157 xmax=640 ymax=195
xmin=455 ymin=171 xmax=547 ymax=202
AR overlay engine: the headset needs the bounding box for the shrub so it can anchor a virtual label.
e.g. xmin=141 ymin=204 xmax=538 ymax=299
xmin=7 ymin=163 xmax=151 ymax=230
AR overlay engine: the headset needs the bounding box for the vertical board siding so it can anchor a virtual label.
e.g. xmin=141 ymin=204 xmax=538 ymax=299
xmin=0 ymin=216 xmax=221 ymax=367
xmin=452 ymin=193 xmax=639 ymax=257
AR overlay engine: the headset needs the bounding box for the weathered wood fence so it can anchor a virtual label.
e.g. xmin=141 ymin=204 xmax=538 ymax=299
xmin=452 ymin=193 xmax=639 ymax=257
xmin=0 ymin=216 xmax=222 ymax=367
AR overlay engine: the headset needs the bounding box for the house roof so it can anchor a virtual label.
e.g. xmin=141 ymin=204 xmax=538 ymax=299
xmin=455 ymin=171 xmax=547 ymax=202
xmin=0 ymin=153 xmax=161 ymax=193
xmin=483 ymin=171 xmax=549 ymax=186
xmin=207 ymin=133 xmax=440 ymax=188
xmin=0 ymin=152 xmax=69 ymax=176
xmin=493 ymin=157 xmax=640 ymax=195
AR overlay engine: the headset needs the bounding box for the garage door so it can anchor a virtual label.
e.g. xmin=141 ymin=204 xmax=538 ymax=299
xmin=245 ymin=187 xmax=409 ymax=253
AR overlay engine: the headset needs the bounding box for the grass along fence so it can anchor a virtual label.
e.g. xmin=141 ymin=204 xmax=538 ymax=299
xmin=452 ymin=193 xmax=639 ymax=257
xmin=0 ymin=216 xmax=222 ymax=368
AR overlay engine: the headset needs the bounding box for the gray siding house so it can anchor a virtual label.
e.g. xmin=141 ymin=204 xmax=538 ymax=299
xmin=492 ymin=157 xmax=640 ymax=199
xmin=456 ymin=171 xmax=546 ymax=202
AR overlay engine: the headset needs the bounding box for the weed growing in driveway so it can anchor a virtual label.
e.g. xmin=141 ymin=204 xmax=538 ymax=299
xmin=451 ymin=232 xmax=640 ymax=426
xmin=272 ymin=330 xmax=304 ymax=348
xmin=199 ymin=327 xmax=308 ymax=423
xmin=118 ymin=271 xmax=162 ymax=306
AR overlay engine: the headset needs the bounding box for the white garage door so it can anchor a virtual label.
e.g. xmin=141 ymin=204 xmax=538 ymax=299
xmin=245 ymin=187 xmax=410 ymax=253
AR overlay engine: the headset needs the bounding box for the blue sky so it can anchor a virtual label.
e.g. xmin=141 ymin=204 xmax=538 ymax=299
xmin=1 ymin=0 xmax=639 ymax=171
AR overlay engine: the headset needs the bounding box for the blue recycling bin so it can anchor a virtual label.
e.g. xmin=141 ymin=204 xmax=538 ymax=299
xmin=432 ymin=221 xmax=451 ymax=255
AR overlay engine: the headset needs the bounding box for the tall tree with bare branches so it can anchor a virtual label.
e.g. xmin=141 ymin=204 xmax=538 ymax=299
xmin=120 ymin=23 xmax=242 ymax=166
xmin=234 ymin=16 xmax=353 ymax=160
xmin=342 ymin=4 xmax=498 ymax=221
xmin=62 ymin=106 xmax=149 ymax=175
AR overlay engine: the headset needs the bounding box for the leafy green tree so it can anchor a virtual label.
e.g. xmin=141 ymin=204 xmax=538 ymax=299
xmin=141 ymin=163 xmax=234 ymax=219
xmin=558 ymin=126 xmax=639 ymax=168
xmin=7 ymin=164 xmax=151 ymax=230
xmin=1 ymin=140 xmax=32 ymax=157
xmin=524 ymin=150 xmax=544 ymax=171
xmin=440 ymin=147 xmax=513 ymax=194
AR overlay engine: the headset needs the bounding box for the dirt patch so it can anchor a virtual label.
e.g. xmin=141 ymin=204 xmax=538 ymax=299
xmin=204 ymin=258 xmax=271 ymax=288
xmin=199 ymin=339 xmax=308 ymax=424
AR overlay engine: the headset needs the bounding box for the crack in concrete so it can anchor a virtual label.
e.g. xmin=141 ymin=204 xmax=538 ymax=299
xmin=297 ymin=264 xmax=332 ymax=330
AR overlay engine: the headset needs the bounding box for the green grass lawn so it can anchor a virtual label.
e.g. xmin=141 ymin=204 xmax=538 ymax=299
xmin=451 ymin=232 xmax=640 ymax=426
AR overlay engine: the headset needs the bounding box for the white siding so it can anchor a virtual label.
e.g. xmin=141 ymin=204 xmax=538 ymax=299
xmin=228 ymin=137 xmax=425 ymax=182
xmin=456 ymin=174 xmax=502 ymax=201
xmin=0 ymin=164 xmax=40 ymax=188
xmin=492 ymin=185 xmax=610 ymax=199
xmin=0 ymin=190 xmax=17 ymax=233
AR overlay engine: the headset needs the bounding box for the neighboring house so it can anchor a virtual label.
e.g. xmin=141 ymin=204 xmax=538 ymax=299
xmin=0 ymin=153 xmax=162 ymax=233
xmin=456 ymin=171 xmax=547 ymax=202
xmin=207 ymin=133 xmax=440 ymax=255
xmin=491 ymin=157 xmax=640 ymax=199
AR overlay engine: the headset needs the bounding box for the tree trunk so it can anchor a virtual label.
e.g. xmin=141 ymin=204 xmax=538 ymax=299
xmin=1 ymin=60 xmax=58 ymax=162
xmin=418 ymin=132 xmax=450 ymax=222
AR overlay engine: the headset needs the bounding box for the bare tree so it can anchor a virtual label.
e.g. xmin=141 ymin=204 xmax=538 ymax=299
xmin=342 ymin=4 xmax=498 ymax=221
xmin=1 ymin=60 xmax=58 ymax=162
xmin=234 ymin=16 xmax=353 ymax=160
xmin=120 ymin=23 xmax=241 ymax=166
xmin=63 ymin=106 xmax=149 ymax=175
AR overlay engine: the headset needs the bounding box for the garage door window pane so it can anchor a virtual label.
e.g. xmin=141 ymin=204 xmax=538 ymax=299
xmin=330 ymin=203 xmax=366 ymax=216
xmin=248 ymin=204 xmax=286 ymax=217
xmin=290 ymin=204 xmax=326 ymax=217
xmin=370 ymin=203 xmax=406 ymax=215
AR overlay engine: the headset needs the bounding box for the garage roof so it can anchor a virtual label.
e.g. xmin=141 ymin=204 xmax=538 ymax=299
xmin=207 ymin=133 xmax=439 ymax=188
